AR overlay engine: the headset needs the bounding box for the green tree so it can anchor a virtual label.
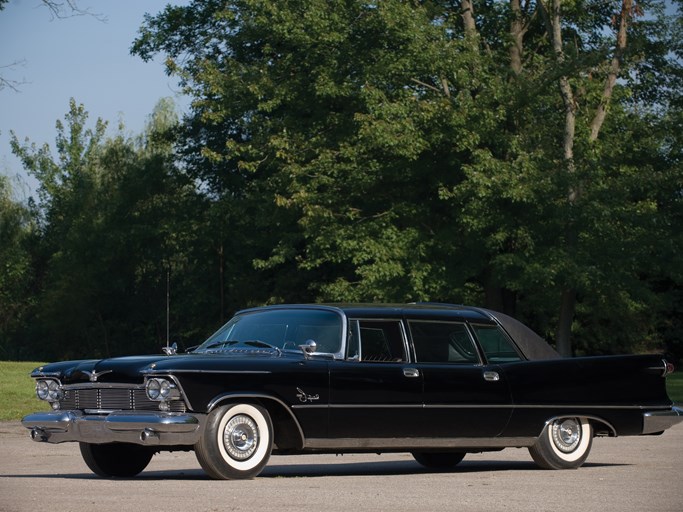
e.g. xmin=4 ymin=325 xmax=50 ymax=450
xmin=0 ymin=175 xmax=36 ymax=357
xmin=10 ymin=99 xmax=213 ymax=359
xmin=133 ymin=0 xmax=682 ymax=356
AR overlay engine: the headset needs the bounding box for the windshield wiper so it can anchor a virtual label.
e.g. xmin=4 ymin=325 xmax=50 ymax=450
xmin=242 ymin=340 xmax=282 ymax=354
xmin=200 ymin=340 xmax=240 ymax=351
xmin=199 ymin=339 xmax=282 ymax=354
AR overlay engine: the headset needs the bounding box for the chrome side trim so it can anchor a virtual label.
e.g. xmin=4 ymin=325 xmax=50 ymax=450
xmin=141 ymin=369 xmax=272 ymax=375
xmin=642 ymin=406 xmax=683 ymax=435
xmin=292 ymin=403 xmax=672 ymax=410
xmin=21 ymin=410 xmax=206 ymax=446
xmin=304 ymin=437 xmax=537 ymax=450
xmin=292 ymin=403 xmax=423 ymax=410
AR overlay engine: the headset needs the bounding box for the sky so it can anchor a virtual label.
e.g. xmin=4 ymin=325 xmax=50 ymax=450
xmin=0 ymin=0 xmax=189 ymax=197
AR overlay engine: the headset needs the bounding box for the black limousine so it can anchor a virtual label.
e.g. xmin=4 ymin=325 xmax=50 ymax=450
xmin=22 ymin=303 xmax=682 ymax=479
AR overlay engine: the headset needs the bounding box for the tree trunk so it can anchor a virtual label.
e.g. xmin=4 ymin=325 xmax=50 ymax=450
xmin=509 ymin=0 xmax=525 ymax=75
xmin=590 ymin=0 xmax=631 ymax=141
xmin=461 ymin=0 xmax=477 ymax=38
xmin=540 ymin=0 xmax=632 ymax=356
xmin=542 ymin=0 xmax=579 ymax=355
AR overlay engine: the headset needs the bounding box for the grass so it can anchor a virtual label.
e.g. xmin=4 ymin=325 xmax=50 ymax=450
xmin=0 ymin=361 xmax=681 ymax=422
xmin=0 ymin=361 xmax=49 ymax=421
xmin=666 ymin=371 xmax=683 ymax=404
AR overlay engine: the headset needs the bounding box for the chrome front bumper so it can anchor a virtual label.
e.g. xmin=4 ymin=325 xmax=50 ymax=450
xmin=642 ymin=406 xmax=683 ymax=435
xmin=21 ymin=410 xmax=206 ymax=446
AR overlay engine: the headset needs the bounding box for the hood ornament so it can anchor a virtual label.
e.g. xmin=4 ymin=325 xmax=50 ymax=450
xmin=83 ymin=370 xmax=112 ymax=382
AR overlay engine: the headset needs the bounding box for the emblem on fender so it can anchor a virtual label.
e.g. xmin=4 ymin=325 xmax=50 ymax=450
xmin=296 ymin=387 xmax=320 ymax=403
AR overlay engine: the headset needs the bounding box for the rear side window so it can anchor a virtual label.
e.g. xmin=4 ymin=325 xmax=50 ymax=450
xmin=348 ymin=320 xmax=407 ymax=362
xmin=409 ymin=321 xmax=479 ymax=364
xmin=472 ymin=324 xmax=522 ymax=363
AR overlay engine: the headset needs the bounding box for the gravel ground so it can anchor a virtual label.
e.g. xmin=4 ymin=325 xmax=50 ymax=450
xmin=1 ymin=421 xmax=682 ymax=512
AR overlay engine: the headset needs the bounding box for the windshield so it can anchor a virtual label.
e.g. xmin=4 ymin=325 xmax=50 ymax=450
xmin=195 ymin=308 xmax=343 ymax=354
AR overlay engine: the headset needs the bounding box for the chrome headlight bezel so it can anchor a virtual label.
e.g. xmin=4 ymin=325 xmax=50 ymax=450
xmin=35 ymin=379 xmax=62 ymax=402
xmin=145 ymin=377 xmax=180 ymax=401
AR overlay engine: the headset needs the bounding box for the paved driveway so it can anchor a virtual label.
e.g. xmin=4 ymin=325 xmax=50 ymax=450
xmin=1 ymin=421 xmax=682 ymax=511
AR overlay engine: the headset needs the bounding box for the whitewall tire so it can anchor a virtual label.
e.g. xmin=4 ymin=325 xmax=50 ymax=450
xmin=529 ymin=417 xmax=593 ymax=470
xmin=195 ymin=403 xmax=273 ymax=479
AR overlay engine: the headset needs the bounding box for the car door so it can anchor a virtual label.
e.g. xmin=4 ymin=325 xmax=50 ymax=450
xmin=408 ymin=319 xmax=512 ymax=438
xmin=328 ymin=318 xmax=423 ymax=439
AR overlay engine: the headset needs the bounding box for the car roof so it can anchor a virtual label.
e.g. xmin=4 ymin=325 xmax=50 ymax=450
xmin=237 ymin=303 xmax=560 ymax=361
xmin=336 ymin=303 xmax=494 ymax=321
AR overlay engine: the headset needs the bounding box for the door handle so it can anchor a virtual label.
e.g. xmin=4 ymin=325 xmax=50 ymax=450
xmin=483 ymin=371 xmax=500 ymax=382
xmin=403 ymin=368 xmax=420 ymax=378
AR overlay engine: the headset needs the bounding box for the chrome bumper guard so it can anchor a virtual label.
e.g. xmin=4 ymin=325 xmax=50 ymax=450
xmin=21 ymin=410 xmax=206 ymax=446
xmin=642 ymin=406 xmax=683 ymax=435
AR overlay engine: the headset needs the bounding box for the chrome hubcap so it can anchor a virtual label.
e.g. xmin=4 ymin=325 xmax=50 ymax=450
xmin=551 ymin=418 xmax=581 ymax=453
xmin=223 ymin=414 xmax=258 ymax=460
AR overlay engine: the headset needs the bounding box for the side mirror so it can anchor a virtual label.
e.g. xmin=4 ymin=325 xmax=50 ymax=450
xmin=298 ymin=339 xmax=317 ymax=356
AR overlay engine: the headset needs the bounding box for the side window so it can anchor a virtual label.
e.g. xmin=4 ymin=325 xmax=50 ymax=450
xmin=348 ymin=320 xmax=407 ymax=362
xmin=409 ymin=321 xmax=479 ymax=364
xmin=472 ymin=324 xmax=522 ymax=363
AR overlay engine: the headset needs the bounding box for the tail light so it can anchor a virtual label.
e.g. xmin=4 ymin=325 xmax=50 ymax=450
xmin=664 ymin=360 xmax=675 ymax=376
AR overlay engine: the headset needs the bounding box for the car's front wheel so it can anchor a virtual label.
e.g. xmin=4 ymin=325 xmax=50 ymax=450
xmin=412 ymin=451 xmax=466 ymax=470
xmin=79 ymin=442 xmax=154 ymax=477
xmin=529 ymin=417 xmax=593 ymax=469
xmin=195 ymin=403 xmax=273 ymax=480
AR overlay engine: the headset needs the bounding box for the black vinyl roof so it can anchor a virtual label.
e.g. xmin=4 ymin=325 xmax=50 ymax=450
xmin=337 ymin=303 xmax=561 ymax=361
xmin=240 ymin=303 xmax=561 ymax=361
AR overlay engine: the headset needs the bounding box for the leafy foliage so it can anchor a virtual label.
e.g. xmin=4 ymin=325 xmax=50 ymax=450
xmin=131 ymin=0 xmax=682 ymax=358
xmin=1 ymin=1 xmax=681 ymax=362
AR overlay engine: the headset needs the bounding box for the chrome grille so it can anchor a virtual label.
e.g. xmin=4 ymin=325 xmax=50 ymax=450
xmin=60 ymin=386 xmax=186 ymax=413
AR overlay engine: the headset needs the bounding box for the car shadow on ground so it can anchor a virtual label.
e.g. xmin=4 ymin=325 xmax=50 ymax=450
xmin=1 ymin=459 xmax=628 ymax=481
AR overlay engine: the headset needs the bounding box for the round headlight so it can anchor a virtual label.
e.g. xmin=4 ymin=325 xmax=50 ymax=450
xmin=146 ymin=378 xmax=161 ymax=400
xmin=159 ymin=380 xmax=173 ymax=399
xmin=47 ymin=380 xmax=61 ymax=401
xmin=36 ymin=380 xmax=49 ymax=400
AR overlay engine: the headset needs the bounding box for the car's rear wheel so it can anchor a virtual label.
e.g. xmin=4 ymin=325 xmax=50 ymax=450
xmin=79 ymin=442 xmax=154 ymax=477
xmin=195 ymin=403 xmax=273 ymax=480
xmin=412 ymin=451 xmax=466 ymax=470
xmin=529 ymin=417 xmax=593 ymax=469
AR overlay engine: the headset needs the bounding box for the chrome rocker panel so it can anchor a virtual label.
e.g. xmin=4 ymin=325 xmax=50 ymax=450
xmin=22 ymin=410 xmax=206 ymax=446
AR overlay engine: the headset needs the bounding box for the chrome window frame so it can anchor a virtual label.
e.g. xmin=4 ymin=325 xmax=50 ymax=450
xmin=347 ymin=317 xmax=411 ymax=363
xmin=468 ymin=321 xmax=523 ymax=364
xmin=407 ymin=319 xmax=484 ymax=365
xmin=197 ymin=305 xmax=348 ymax=360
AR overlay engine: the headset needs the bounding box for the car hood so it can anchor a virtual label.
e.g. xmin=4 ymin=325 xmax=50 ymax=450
xmin=32 ymin=350 xmax=303 ymax=385
xmin=32 ymin=356 xmax=173 ymax=385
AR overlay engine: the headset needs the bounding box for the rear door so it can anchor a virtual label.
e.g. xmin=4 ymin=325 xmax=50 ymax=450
xmin=408 ymin=319 xmax=512 ymax=437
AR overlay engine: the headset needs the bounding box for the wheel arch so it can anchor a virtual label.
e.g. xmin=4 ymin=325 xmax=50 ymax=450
xmin=207 ymin=393 xmax=305 ymax=451
xmin=541 ymin=414 xmax=617 ymax=438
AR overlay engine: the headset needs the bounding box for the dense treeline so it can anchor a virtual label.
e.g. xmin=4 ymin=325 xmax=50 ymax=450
xmin=1 ymin=0 xmax=681 ymax=362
